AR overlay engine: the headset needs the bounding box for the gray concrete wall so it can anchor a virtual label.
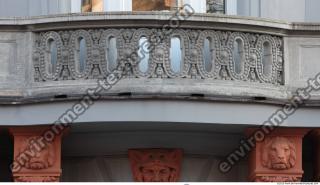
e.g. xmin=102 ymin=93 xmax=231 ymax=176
xmin=236 ymin=0 xmax=320 ymax=22
xmin=260 ymin=0 xmax=306 ymax=22
xmin=305 ymin=0 xmax=320 ymax=22
xmin=0 ymin=0 xmax=71 ymax=17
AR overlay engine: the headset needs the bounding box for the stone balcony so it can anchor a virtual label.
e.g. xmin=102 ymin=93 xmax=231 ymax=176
xmin=0 ymin=12 xmax=320 ymax=105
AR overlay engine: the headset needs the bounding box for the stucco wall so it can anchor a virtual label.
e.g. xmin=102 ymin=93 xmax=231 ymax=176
xmin=235 ymin=0 xmax=320 ymax=22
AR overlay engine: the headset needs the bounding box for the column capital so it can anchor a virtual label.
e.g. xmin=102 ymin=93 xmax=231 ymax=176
xmin=9 ymin=125 xmax=68 ymax=182
xmin=246 ymin=128 xmax=310 ymax=182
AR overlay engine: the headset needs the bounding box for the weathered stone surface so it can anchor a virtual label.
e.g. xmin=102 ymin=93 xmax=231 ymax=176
xmin=0 ymin=13 xmax=318 ymax=105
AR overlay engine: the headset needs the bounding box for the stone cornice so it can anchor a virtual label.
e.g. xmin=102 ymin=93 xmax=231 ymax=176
xmin=0 ymin=12 xmax=295 ymax=34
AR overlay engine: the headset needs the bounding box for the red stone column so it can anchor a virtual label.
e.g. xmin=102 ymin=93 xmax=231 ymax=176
xmin=128 ymin=149 xmax=183 ymax=182
xmin=246 ymin=128 xmax=309 ymax=182
xmin=9 ymin=126 xmax=68 ymax=182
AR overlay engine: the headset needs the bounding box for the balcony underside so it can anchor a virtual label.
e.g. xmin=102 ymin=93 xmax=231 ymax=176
xmin=0 ymin=100 xmax=319 ymax=127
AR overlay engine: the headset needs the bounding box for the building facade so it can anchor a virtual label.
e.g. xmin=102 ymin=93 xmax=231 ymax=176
xmin=0 ymin=0 xmax=320 ymax=182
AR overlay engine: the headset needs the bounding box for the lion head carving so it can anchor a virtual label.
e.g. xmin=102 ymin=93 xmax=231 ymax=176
xmin=262 ymin=137 xmax=296 ymax=170
xmin=128 ymin=149 xmax=183 ymax=182
xmin=19 ymin=136 xmax=55 ymax=170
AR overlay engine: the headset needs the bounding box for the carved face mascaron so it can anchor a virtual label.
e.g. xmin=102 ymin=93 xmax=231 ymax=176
xmin=128 ymin=149 xmax=183 ymax=182
xmin=262 ymin=137 xmax=296 ymax=170
xmin=19 ymin=136 xmax=55 ymax=170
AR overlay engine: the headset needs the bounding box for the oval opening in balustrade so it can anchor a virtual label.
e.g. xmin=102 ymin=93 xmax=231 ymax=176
xmin=170 ymin=37 xmax=182 ymax=74
xmin=203 ymin=37 xmax=214 ymax=72
xmin=262 ymin=41 xmax=272 ymax=77
xmin=138 ymin=36 xmax=150 ymax=73
xmin=233 ymin=38 xmax=245 ymax=74
xmin=75 ymin=37 xmax=87 ymax=73
xmin=107 ymin=36 xmax=118 ymax=71
xmin=47 ymin=39 xmax=57 ymax=75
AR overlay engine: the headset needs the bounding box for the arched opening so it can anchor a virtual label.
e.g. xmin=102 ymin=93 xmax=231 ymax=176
xmin=47 ymin=39 xmax=57 ymax=75
xmin=138 ymin=36 xmax=150 ymax=73
xmin=233 ymin=38 xmax=245 ymax=74
xmin=75 ymin=37 xmax=87 ymax=73
xmin=262 ymin=41 xmax=272 ymax=77
xmin=170 ymin=37 xmax=182 ymax=74
xmin=106 ymin=36 xmax=118 ymax=72
xmin=203 ymin=37 xmax=215 ymax=73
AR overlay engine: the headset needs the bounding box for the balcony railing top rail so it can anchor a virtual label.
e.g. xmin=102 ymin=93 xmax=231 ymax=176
xmin=0 ymin=12 xmax=294 ymax=29
xmin=1 ymin=12 xmax=320 ymax=34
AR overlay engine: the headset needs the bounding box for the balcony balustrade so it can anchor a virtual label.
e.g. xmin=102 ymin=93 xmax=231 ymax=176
xmin=0 ymin=12 xmax=319 ymax=104
xmin=33 ymin=28 xmax=283 ymax=85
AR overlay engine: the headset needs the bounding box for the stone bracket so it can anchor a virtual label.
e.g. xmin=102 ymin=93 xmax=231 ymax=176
xmin=9 ymin=126 xmax=68 ymax=182
xmin=246 ymin=128 xmax=310 ymax=182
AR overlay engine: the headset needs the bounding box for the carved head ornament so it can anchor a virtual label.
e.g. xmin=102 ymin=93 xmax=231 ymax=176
xmin=262 ymin=137 xmax=296 ymax=170
xmin=18 ymin=136 xmax=55 ymax=170
xmin=128 ymin=149 xmax=183 ymax=182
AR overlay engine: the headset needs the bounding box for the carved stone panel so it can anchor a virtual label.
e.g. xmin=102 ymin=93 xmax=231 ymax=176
xmin=246 ymin=128 xmax=309 ymax=182
xmin=18 ymin=136 xmax=56 ymax=170
xmin=261 ymin=137 xmax=296 ymax=170
xmin=128 ymin=149 xmax=183 ymax=182
xmin=33 ymin=28 xmax=284 ymax=85
xmin=9 ymin=126 xmax=67 ymax=182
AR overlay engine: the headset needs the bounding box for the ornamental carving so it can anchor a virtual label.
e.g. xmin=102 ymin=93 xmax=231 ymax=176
xmin=10 ymin=126 xmax=66 ymax=182
xmin=256 ymin=176 xmax=300 ymax=182
xmin=261 ymin=137 xmax=296 ymax=170
xmin=17 ymin=136 xmax=55 ymax=170
xmin=14 ymin=176 xmax=59 ymax=182
xmin=33 ymin=28 xmax=284 ymax=85
xmin=128 ymin=149 xmax=183 ymax=182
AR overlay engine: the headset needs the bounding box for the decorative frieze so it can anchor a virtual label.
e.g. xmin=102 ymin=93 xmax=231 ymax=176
xmin=128 ymin=149 xmax=183 ymax=182
xmin=33 ymin=28 xmax=284 ymax=85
